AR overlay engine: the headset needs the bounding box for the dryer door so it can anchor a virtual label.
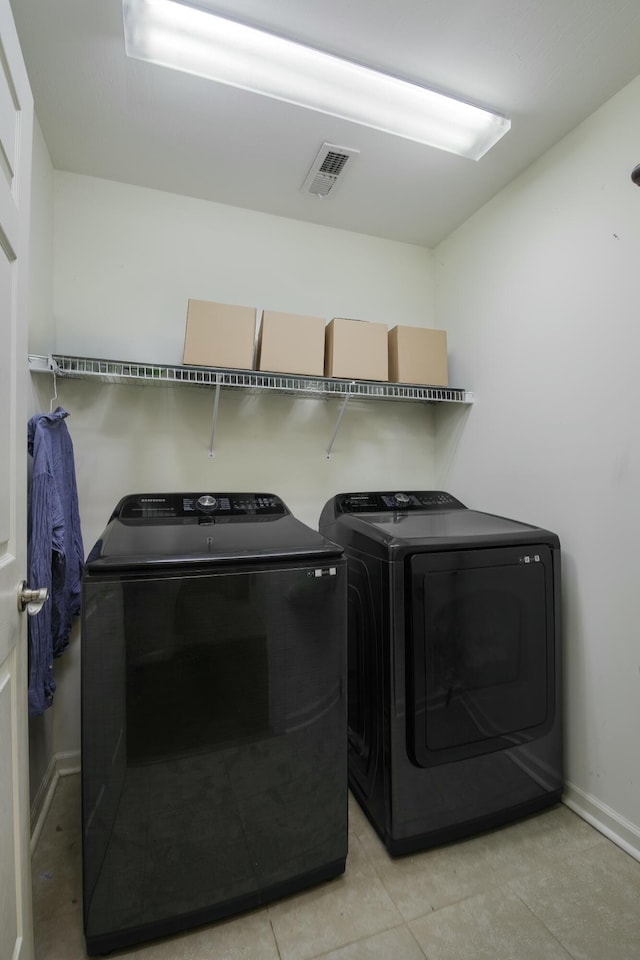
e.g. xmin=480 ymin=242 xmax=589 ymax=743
xmin=407 ymin=544 xmax=556 ymax=767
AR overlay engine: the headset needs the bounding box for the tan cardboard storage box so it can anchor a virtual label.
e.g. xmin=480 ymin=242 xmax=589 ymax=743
xmin=183 ymin=299 xmax=256 ymax=369
xmin=325 ymin=318 xmax=389 ymax=381
xmin=257 ymin=310 xmax=326 ymax=376
xmin=388 ymin=325 xmax=448 ymax=386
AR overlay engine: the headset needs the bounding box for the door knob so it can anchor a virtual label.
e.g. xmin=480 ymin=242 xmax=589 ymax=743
xmin=18 ymin=581 xmax=49 ymax=616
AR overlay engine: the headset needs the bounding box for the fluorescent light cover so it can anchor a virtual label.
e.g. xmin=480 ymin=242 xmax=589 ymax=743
xmin=123 ymin=0 xmax=510 ymax=160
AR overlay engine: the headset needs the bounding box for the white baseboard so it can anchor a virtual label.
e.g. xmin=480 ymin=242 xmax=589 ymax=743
xmin=54 ymin=749 xmax=81 ymax=777
xmin=563 ymin=780 xmax=640 ymax=863
xmin=30 ymin=750 xmax=81 ymax=854
xmin=30 ymin=755 xmax=58 ymax=851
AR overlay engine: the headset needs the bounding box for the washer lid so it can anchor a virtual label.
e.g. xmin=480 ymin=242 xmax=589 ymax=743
xmin=325 ymin=491 xmax=559 ymax=551
xmin=347 ymin=509 xmax=548 ymax=544
xmin=86 ymin=493 xmax=343 ymax=569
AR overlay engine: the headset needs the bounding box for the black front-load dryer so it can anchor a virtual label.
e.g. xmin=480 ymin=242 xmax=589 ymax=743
xmin=81 ymin=493 xmax=347 ymax=955
xmin=319 ymin=490 xmax=562 ymax=856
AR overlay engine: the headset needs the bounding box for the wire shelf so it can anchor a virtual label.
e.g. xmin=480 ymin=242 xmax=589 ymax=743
xmin=28 ymin=354 xmax=474 ymax=404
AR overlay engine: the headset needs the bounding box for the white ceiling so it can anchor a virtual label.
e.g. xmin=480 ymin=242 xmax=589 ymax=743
xmin=10 ymin=0 xmax=640 ymax=247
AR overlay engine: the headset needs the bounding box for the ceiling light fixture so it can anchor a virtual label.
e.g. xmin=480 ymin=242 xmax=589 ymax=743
xmin=122 ymin=0 xmax=511 ymax=161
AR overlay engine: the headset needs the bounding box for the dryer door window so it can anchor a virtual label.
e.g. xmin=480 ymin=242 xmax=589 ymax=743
xmin=408 ymin=545 xmax=556 ymax=767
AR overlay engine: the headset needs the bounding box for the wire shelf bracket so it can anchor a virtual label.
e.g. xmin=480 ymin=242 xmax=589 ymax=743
xmin=325 ymin=390 xmax=353 ymax=460
xmin=208 ymin=375 xmax=222 ymax=458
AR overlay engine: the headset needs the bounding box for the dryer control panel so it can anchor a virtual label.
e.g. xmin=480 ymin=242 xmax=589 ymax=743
xmin=112 ymin=493 xmax=287 ymax=521
xmin=335 ymin=491 xmax=466 ymax=513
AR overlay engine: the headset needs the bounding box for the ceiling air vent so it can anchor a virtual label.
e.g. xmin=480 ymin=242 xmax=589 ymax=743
xmin=301 ymin=143 xmax=360 ymax=198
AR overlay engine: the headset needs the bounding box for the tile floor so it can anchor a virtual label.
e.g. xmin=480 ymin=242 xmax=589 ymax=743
xmin=32 ymin=774 xmax=640 ymax=960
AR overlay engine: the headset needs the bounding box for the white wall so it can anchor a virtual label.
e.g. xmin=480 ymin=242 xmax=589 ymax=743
xmin=435 ymin=75 xmax=640 ymax=855
xmin=28 ymin=171 xmax=444 ymax=763
xmin=52 ymin=172 xmax=435 ymax=365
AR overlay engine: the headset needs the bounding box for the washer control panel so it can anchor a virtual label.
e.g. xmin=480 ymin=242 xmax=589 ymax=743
xmin=336 ymin=491 xmax=465 ymax=514
xmin=114 ymin=493 xmax=287 ymax=520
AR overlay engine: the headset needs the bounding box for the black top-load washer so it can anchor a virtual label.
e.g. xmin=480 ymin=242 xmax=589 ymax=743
xmin=319 ymin=490 xmax=562 ymax=856
xmin=81 ymin=493 xmax=347 ymax=955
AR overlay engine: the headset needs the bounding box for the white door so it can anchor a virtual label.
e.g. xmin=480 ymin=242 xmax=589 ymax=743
xmin=0 ymin=0 xmax=34 ymax=957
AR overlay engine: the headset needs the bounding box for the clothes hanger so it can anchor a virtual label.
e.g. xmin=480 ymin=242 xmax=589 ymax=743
xmin=49 ymin=370 xmax=58 ymax=413
xmin=48 ymin=356 xmax=58 ymax=412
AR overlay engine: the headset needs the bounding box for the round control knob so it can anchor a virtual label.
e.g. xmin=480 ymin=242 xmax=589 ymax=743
xmin=196 ymin=494 xmax=217 ymax=513
xmin=394 ymin=493 xmax=411 ymax=505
